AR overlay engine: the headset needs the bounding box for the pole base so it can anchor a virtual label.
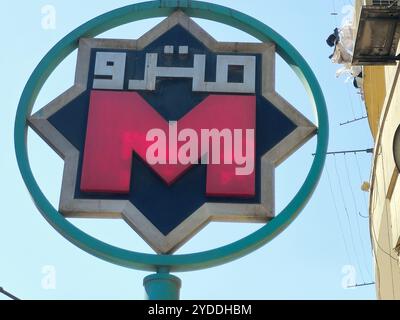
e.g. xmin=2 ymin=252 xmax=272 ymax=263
xmin=143 ymin=272 xmax=181 ymax=300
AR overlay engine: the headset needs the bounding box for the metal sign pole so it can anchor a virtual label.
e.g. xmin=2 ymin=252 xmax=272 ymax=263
xmin=143 ymin=271 xmax=182 ymax=300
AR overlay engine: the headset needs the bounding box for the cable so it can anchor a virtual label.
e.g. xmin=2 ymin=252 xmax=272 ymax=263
xmin=0 ymin=287 xmax=19 ymax=300
xmin=347 ymin=282 xmax=375 ymax=288
xmin=391 ymin=177 xmax=400 ymax=255
xmin=312 ymin=147 xmax=373 ymax=156
xmin=345 ymin=83 xmax=357 ymax=119
xmin=326 ymin=164 xmax=354 ymax=266
xmin=343 ymin=154 xmax=373 ymax=276
xmin=339 ymin=116 xmax=368 ymax=126
xmin=358 ymin=211 xmax=369 ymax=219
xmin=378 ymin=151 xmax=397 ymax=297
xmin=354 ymin=152 xmax=370 ymax=216
xmin=333 ymin=155 xmax=366 ymax=283
xmin=357 ymin=94 xmax=367 ymax=121
xmin=343 ymin=154 xmax=373 ymax=279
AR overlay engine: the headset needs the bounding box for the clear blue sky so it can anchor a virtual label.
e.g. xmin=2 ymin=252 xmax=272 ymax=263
xmin=1 ymin=0 xmax=376 ymax=299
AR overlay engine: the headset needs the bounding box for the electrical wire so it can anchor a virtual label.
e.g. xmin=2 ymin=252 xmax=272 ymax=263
xmin=333 ymin=154 xmax=366 ymax=283
xmin=391 ymin=177 xmax=400 ymax=255
xmin=357 ymin=94 xmax=367 ymax=121
xmin=378 ymin=151 xmax=397 ymax=297
xmin=326 ymin=164 xmax=354 ymax=266
xmin=358 ymin=211 xmax=369 ymax=219
xmin=0 ymin=287 xmax=19 ymax=300
xmin=345 ymin=83 xmax=357 ymax=119
xmin=343 ymin=154 xmax=373 ymax=279
xmin=354 ymin=152 xmax=370 ymax=216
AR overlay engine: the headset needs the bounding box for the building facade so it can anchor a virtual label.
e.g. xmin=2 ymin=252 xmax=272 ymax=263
xmin=354 ymin=0 xmax=400 ymax=299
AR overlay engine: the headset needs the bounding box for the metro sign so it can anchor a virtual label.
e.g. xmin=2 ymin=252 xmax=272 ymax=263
xmin=29 ymin=11 xmax=316 ymax=253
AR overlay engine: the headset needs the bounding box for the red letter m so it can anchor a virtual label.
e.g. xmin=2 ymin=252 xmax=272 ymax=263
xmin=80 ymin=90 xmax=255 ymax=197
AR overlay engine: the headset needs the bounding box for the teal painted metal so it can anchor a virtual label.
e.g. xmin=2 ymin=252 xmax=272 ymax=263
xmin=144 ymin=273 xmax=181 ymax=300
xmin=14 ymin=0 xmax=329 ymax=272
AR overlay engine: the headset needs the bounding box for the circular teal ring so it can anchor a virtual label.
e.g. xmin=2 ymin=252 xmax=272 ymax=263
xmin=14 ymin=0 xmax=328 ymax=272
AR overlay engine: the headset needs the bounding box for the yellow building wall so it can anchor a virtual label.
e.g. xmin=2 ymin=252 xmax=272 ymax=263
xmin=367 ymin=62 xmax=400 ymax=299
xmin=363 ymin=66 xmax=386 ymax=138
